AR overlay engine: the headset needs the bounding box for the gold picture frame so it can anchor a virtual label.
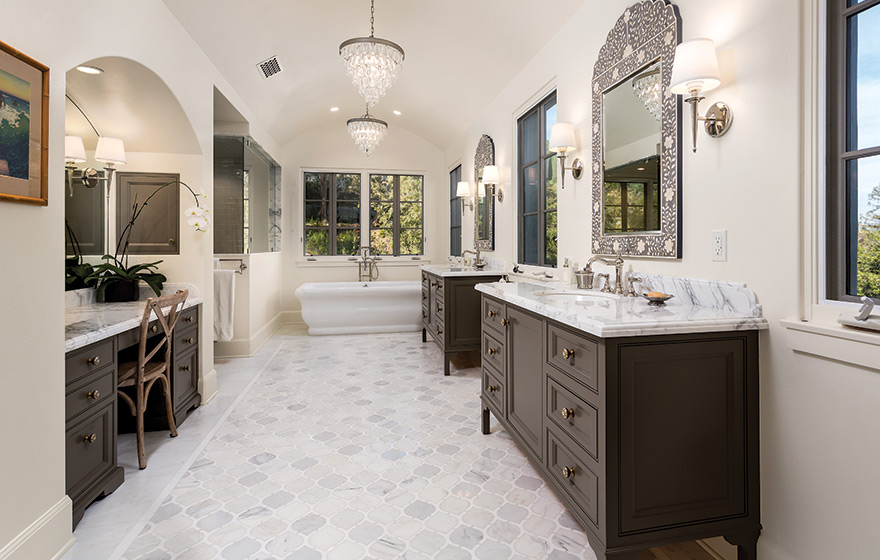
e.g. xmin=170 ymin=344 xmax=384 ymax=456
xmin=0 ymin=40 xmax=49 ymax=206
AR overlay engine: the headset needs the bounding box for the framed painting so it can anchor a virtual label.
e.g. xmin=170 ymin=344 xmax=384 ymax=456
xmin=0 ymin=40 xmax=48 ymax=206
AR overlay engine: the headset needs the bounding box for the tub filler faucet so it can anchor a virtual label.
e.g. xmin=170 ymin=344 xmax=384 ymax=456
xmin=358 ymin=246 xmax=379 ymax=282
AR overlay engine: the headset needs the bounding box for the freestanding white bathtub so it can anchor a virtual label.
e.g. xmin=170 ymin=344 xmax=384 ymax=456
xmin=295 ymin=281 xmax=422 ymax=335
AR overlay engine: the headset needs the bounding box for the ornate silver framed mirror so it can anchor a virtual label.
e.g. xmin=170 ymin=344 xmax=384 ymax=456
xmin=474 ymin=134 xmax=495 ymax=251
xmin=591 ymin=0 xmax=681 ymax=258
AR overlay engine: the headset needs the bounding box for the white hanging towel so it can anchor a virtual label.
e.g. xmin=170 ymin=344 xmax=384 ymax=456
xmin=213 ymin=269 xmax=236 ymax=341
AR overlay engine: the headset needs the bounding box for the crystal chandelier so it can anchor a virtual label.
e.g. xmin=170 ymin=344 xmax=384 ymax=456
xmin=632 ymin=68 xmax=662 ymax=121
xmin=347 ymin=105 xmax=388 ymax=156
xmin=339 ymin=0 xmax=405 ymax=107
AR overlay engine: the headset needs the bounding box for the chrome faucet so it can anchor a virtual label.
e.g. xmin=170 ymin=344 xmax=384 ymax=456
xmin=358 ymin=246 xmax=378 ymax=282
xmin=462 ymin=247 xmax=486 ymax=269
xmin=585 ymin=253 xmax=625 ymax=295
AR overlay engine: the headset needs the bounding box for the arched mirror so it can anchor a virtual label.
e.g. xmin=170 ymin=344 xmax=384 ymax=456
xmin=591 ymin=0 xmax=681 ymax=258
xmin=474 ymin=134 xmax=495 ymax=251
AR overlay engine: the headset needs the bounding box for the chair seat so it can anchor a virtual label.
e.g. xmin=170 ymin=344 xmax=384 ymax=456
xmin=118 ymin=360 xmax=167 ymax=387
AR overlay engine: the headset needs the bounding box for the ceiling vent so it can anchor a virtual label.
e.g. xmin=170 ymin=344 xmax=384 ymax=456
xmin=257 ymin=56 xmax=282 ymax=79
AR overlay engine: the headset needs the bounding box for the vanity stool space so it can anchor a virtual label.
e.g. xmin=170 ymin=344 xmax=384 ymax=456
xmin=421 ymin=266 xmax=503 ymax=375
xmin=65 ymin=294 xmax=202 ymax=528
xmin=477 ymin=281 xmax=766 ymax=560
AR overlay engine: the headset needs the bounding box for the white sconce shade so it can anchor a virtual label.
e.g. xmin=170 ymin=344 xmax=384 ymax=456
xmin=456 ymin=181 xmax=471 ymax=198
xmin=65 ymin=135 xmax=87 ymax=164
xmin=478 ymin=182 xmax=486 ymax=198
xmin=670 ymin=38 xmax=721 ymax=95
xmin=481 ymin=165 xmax=499 ymax=185
xmin=95 ymin=137 xmax=127 ymax=165
xmin=549 ymin=122 xmax=577 ymax=153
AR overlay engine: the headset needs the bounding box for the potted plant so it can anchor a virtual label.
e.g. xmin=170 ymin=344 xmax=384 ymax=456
xmin=65 ymin=220 xmax=96 ymax=291
xmin=87 ymin=180 xmax=209 ymax=303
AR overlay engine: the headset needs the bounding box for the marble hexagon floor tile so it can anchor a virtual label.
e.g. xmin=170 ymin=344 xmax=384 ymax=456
xmin=120 ymin=333 xmax=595 ymax=560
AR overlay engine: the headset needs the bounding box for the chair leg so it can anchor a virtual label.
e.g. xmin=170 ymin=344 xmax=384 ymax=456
xmin=160 ymin=374 xmax=178 ymax=438
xmin=136 ymin=381 xmax=146 ymax=469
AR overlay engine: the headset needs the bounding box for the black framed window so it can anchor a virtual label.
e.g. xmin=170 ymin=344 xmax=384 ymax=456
xmin=828 ymin=0 xmax=880 ymax=301
xmin=369 ymin=174 xmax=424 ymax=256
xmin=518 ymin=91 xmax=558 ymax=267
xmin=303 ymin=172 xmax=361 ymax=256
xmin=450 ymin=165 xmax=462 ymax=256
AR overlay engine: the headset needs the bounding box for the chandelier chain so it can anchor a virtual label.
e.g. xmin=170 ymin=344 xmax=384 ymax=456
xmin=370 ymin=0 xmax=375 ymax=37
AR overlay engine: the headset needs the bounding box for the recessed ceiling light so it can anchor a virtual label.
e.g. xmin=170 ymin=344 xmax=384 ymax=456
xmin=76 ymin=65 xmax=104 ymax=75
xmin=636 ymin=167 xmax=645 ymax=171
xmin=393 ymin=110 xmax=402 ymax=116
xmin=330 ymin=107 xmax=339 ymax=112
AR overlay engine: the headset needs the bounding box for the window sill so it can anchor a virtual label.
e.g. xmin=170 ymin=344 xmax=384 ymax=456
xmin=781 ymin=318 xmax=880 ymax=372
xmin=296 ymin=258 xmax=429 ymax=269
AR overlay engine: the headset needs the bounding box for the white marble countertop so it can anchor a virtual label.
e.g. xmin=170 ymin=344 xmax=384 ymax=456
xmin=476 ymin=280 xmax=768 ymax=338
xmin=421 ymin=264 xmax=506 ymax=278
xmin=65 ymin=285 xmax=202 ymax=353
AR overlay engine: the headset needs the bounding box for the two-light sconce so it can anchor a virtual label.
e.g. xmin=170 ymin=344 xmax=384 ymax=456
xmin=670 ymin=38 xmax=733 ymax=152
xmin=457 ymin=165 xmax=503 ymax=214
xmin=65 ymin=135 xmax=127 ymax=194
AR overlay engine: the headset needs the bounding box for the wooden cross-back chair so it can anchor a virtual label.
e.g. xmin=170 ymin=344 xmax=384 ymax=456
xmin=117 ymin=290 xmax=188 ymax=469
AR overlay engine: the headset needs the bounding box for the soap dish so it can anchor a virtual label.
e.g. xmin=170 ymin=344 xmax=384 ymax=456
xmin=642 ymin=293 xmax=674 ymax=306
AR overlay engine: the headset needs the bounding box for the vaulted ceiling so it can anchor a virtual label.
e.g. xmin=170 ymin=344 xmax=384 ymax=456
xmin=163 ymin=0 xmax=585 ymax=150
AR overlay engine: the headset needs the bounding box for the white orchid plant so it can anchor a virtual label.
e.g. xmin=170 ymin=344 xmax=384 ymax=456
xmin=184 ymin=194 xmax=211 ymax=233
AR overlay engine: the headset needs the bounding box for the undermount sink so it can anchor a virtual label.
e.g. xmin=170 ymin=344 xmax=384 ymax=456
xmin=532 ymin=290 xmax=618 ymax=302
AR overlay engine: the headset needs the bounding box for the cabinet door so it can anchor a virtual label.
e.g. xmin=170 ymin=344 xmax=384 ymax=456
xmin=116 ymin=172 xmax=180 ymax=254
xmin=506 ymin=306 xmax=544 ymax=461
xmin=617 ymin=338 xmax=747 ymax=534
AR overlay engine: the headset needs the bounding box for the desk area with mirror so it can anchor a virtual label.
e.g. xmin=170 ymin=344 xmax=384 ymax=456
xmin=64 ymin=286 xmax=202 ymax=527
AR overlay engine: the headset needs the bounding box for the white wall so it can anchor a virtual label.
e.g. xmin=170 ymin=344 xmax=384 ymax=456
xmin=446 ymin=1 xmax=880 ymax=559
xmin=0 ymin=1 xmax=281 ymax=557
xmin=280 ymin=124 xmax=446 ymax=318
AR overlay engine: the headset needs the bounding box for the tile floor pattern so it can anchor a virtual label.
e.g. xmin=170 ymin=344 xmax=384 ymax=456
xmin=103 ymin=330 xmax=596 ymax=559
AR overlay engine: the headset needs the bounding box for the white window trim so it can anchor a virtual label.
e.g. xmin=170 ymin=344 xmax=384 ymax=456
xmin=296 ymin=167 xmax=428 ymax=264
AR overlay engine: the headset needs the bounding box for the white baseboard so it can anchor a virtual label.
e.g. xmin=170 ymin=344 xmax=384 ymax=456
xmin=199 ymin=367 xmax=218 ymax=404
xmin=0 ymin=496 xmax=74 ymax=560
xmin=214 ymin=312 xmax=285 ymax=358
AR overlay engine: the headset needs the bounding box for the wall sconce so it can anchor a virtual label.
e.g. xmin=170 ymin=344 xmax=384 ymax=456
xmin=670 ymin=38 xmax=733 ymax=153
xmin=549 ymin=122 xmax=583 ymax=188
xmin=481 ymin=165 xmax=503 ymax=202
xmin=457 ymin=181 xmax=473 ymax=213
xmin=65 ymin=93 xmax=127 ymax=194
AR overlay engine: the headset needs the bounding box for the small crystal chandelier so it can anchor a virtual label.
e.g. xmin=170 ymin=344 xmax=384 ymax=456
xmin=632 ymin=68 xmax=662 ymax=121
xmin=347 ymin=105 xmax=388 ymax=156
xmin=339 ymin=0 xmax=405 ymax=107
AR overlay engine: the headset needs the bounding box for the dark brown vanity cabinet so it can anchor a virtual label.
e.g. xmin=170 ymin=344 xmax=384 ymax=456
xmin=421 ymin=270 xmax=502 ymax=375
xmin=480 ymin=295 xmax=761 ymax=560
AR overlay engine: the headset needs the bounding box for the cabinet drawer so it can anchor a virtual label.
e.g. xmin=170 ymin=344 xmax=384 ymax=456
xmin=174 ymin=329 xmax=199 ymax=351
xmin=66 ymin=367 xmax=115 ymax=423
xmin=173 ymin=348 xmax=199 ymax=411
xmin=482 ymin=364 xmax=505 ymax=416
xmin=66 ymin=339 xmax=116 ymax=384
xmin=482 ymin=331 xmax=505 ymax=373
xmin=178 ymin=306 xmax=198 ymax=330
xmin=482 ymin=297 xmax=506 ymax=336
xmin=547 ymin=427 xmax=599 ymax=525
xmin=546 ymin=374 xmax=599 ymax=460
xmin=547 ymin=323 xmax=599 ymax=393
xmin=66 ymin=401 xmax=115 ymax=500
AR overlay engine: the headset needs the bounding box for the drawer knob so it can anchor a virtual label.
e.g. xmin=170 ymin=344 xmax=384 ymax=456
xmin=150 ymin=325 xmax=158 ymax=333
xmin=185 ymin=337 xmax=195 ymax=344
xmin=181 ymin=365 xmax=191 ymax=372
xmin=562 ymin=466 xmax=576 ymax=479
xmin=185 ymin=316 xmax=194 ymax=323
xmin=422 ymin=294 xmax=427 ymax=301
xmin=431 ymin=281 xmax=437 ymax=288
xmin=501 ymin=319 xmax=510 ymax=327
xmin=87 ymin=356 xmax=100 ymax=366
xmin=422 ymin=311 xmax=427 ymax=319
xmin=486 ymin=348 xmax=497 ymax=356
xmin=561 ymin=407 xmax=574 ymax=419
xmin=87 ymin=390 xmax=101 ymax=400
xmin=437 ymin=304 xmax=443 ymax=312
xmin=562 ymin=348 xmax=575 ymax=360
xmin=487 ymin=385 xmax=498 ymax=393
xmin=487 ymin=310 xmax=497 ymax=318
xmin=437 ymin=328 xmax=443 ymax=335
xmin=83 ymin=433 xmax=97 ymax=444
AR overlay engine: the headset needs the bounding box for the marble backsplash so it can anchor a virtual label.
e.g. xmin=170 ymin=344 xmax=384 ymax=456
xmin=65 ymin=283 xmax=200 ymax=308
xmin=639 ymin=274 xmax=762 ymax=317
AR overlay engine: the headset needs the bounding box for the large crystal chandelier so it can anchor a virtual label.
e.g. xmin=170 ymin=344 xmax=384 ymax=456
xmin=339 ymin=0 xmax=405 ymax=107
xmin=347 ymin=105 xmax=388 ymax=156
xmin=632 ymin=68 xmax=662 ymax=122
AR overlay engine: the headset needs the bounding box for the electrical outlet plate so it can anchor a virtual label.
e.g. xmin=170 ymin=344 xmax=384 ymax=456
xmin=712 ymin=230 xmax=727 ymax=262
